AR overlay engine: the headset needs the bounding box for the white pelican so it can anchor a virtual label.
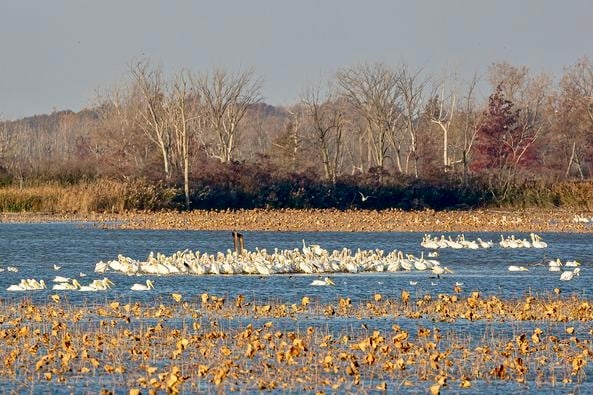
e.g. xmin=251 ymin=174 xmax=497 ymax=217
xmin=53 ymin=264 xmax=61 ymax=270
xmin=548 ymin=258 xmax=562 ymax=267
xmin=310 ymin=277 xmax=335 ymax=286
xmin=560 ymin=268 xmax=580 ymax=281
xmin=7 ymin=279 xmax=46 ymax=291
xmin=75 ymin=279 xmax=96 ymax=291
xmin=93 ymin=278 xmax=114 ymax=290
xmin=432 ymin=266 xmax=453 ymax=277
xmin=530 ymin=233 xmax=547 ymax=248
xmin=421 ymin=235 xmax=439 ymax=249
xmin=7 ymin=282 xmax=28 ymax=291
xmin=77 ymin=278 xmax=113 ymax=291
xmin=409 ymin=281 xmax=418 ymax=286
xmin=131 ymin=280 xmax=155 ymax=291
xmin=477 ymin=238 xmax=493 ymax=249
xmin=28 ymin=279 xmax=47 ymax=289
xmin=94 ymin=261 xmax=108 ymax=273
xmin=52 ymin=280 xmax=81 ymax=290
xmin=508 ymin=265 xmax=529 ymax=272
xmin=52 ymin=276 xmax=71 ymax=283
xmin=302 ymin=240 xmax=311 ymax=255
xmin=565 ymin=260 xmax=581 ymax=267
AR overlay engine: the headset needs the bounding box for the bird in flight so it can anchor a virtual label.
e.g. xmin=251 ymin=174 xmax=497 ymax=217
xmin=358 ymin=191 xmax=373 ymax=202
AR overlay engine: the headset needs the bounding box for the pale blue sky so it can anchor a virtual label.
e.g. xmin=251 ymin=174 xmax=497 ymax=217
xmin=0 ymin=0 xmax=591 ymax=119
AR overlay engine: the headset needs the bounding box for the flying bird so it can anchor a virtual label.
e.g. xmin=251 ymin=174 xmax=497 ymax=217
xmin=358 ymin=191 xmax=373 ymax=202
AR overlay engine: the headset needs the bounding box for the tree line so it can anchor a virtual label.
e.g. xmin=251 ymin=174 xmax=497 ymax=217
xmin=0 ymin=58 xmax=592 ymax=210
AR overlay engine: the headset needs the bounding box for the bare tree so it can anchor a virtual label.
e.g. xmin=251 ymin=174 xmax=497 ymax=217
xmin=92 ymin=83 xmax=151 ymax=179
xmin=488 ymin=62 xmax=529 ymax=100
xmin=336 ymin=63 xmax=401 ymax=171
xmin=166 ymin=69 xmax=201 ymax=209
xmin=553 ymin=58 xmax=593 ymax=178
xmin=301 ymin=84 xmax=345 ymax=182
xmin=196 ymin=68 xmax=262 ymax=163
xmin=396 ymin=65 xmax=429 ymax=178
xmin=430 ymin=73 xmax=457 ymax=171
xmin=458 ymin=74 xmax=481 ymax=183
xmin=0 ymin=117 xmax=15 ymax=170
xmin=130 ymin=59 xmax=172 ymax=179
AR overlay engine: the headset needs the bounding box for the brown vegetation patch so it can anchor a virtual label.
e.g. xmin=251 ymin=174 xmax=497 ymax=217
xmin=1 ymin=208 xmax=592 ymax=233
xmin=1 ymin=292 xmax=592 ymax=393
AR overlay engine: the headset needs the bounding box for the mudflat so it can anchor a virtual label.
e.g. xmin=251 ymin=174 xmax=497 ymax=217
xmin=1 ymin=208 xmax=591 ymax=232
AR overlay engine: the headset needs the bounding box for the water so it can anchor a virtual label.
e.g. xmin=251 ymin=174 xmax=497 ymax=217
xmin=0 ymin=222 xmax=591 ymax=303
xmin=1 ymin=223 xmax=592 ymax=393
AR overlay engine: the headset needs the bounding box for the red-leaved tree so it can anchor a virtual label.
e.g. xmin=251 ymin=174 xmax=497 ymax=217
xmin=472 ymin=85 xmax=539 ymax=200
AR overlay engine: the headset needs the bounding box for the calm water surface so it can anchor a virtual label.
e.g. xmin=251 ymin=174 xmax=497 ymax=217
xmin=0 ymin=222 xmax=591 ymax=303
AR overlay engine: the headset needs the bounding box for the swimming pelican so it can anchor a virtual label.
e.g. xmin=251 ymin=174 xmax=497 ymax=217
xmin=565 ymin=260 xmax=581 ymax=267
xmin=530 ymin=233 xmax=548 ymax=248
xmin=7 ymin=279 xmax=46 ymax=291
xmin=409 ymin=281 xmax=418 ymax=286
xmin=508 ymin=265 xmax=529 ymax=272
xmin=77 ymin=278 xmax=113 ymax=291
xmin=302 ymin=240 xmax=311 ymax=255
xmin=547 ymin=259 xmax=561 ymax=271
xmin=52 ymin=280 xmax=81 ymax=290
xmin=432 ymin=266 xmax=453 ymax=277
xmin=560 ymin=268 xmax=580 ymax=281
xmin=29 ymin=279 xmax=47 ymax=289
xmin=52 ymin=276 xmax=71 ymax=283
xmin=7 ymin=282 xmax=28 ymax=291
xmin=310 ymin=277 xmax=335 ymax=286
xmin=53 ymin=264 xmax=61 ymax=270
xmin=94 ymin=261 xmax=108 ymax=273
xmin=131 ymin=280 xmax=155 ymax=291
xmin=77 ymin=280 xmax=99 ymax=292
xmin=93 ymin=278 xmax=114 ymax=290
xmin=477 ymin=238 xmax=493 ymax=249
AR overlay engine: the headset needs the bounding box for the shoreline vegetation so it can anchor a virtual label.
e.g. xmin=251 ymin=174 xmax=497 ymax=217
xmin=0 ymin=180 xmax=592 ymax=232
xmin=1 ymin=207 xmax=592 ymax=233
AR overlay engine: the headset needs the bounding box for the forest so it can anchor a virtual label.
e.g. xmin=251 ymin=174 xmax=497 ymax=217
xmin=0 ymin=58 xmax=592 ymax=212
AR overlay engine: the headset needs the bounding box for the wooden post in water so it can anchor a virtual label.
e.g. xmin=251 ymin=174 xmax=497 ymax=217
xmin=232 ymin=232 xmax=245 ymax=255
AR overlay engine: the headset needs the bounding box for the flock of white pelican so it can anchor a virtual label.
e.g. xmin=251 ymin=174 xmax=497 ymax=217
xmin=420 ymin=233 xmax=579 ymax=282
xmin=6 ymin=276 xmax=118 ymax=292
xmin=503 ymin=247 xmax=581 ymax=281
xmin=94 ymin=242 xmax=450 ymax=277
xmin=6 ymin=274 xmax=161 ymax=292
xmin=6 ymin=279 xmax=46 ymax=291
xmin=421 ymin=233 xmax=548 ymax=249
xmin=4 ymin=232 xmax=583 ymax=291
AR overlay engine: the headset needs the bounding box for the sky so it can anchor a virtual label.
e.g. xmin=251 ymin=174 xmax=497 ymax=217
xmin=0 ymin=0 xmax=591 ymax=119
